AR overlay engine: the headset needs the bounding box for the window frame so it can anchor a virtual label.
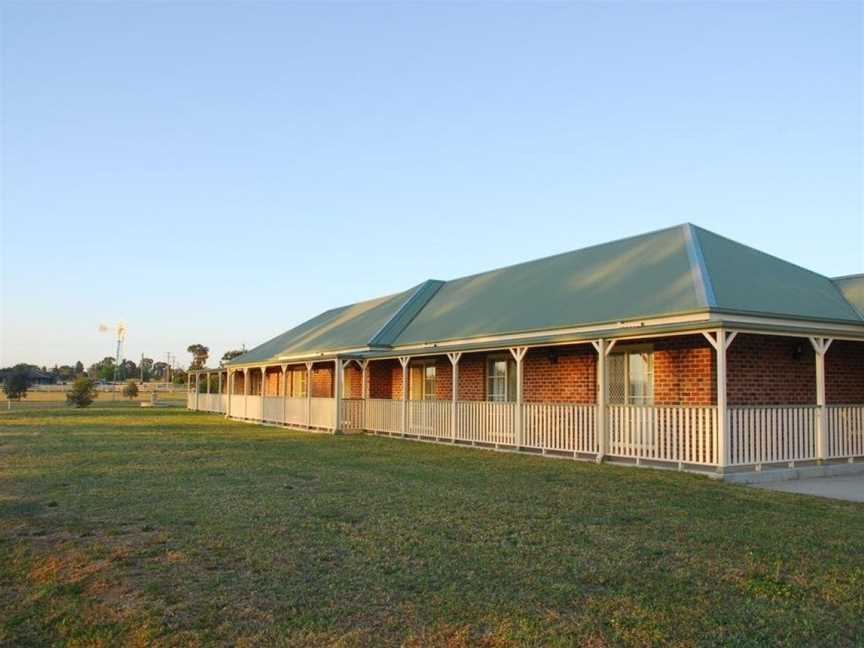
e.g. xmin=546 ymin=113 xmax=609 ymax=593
xmin=486 ymin=354 xmax=517 ymax=402
xmin=607 ymin=345 xmax=655 ymax=406
xmin=409 ymin=360 xmax=437 ymax=401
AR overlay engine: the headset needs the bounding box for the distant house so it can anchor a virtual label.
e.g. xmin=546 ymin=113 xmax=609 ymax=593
xmin=0 ymin=365 xmax=55 ymax=385
xmin=188 ymin=224 xmax=864 ymax=478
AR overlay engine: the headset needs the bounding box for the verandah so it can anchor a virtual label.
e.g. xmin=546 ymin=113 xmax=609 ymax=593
xmin=188 ymin=329 xmax=864 ymax=475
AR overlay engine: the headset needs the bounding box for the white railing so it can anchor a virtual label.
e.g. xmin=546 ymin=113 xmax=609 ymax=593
xmin=195 ymin=394 xmax=223 ymax=413
xmin=310 ymin=397 xmax=335 ymax=429
xmin=229 ymin=395 xmax=245 ymax=418
xmin=285 ymin=398 xmax=306 ymax=427
xmin=456 ymin=401 xmax=518 ymax=446
xmin=827 ymin=405 xmax=864 ymax=459
xmin=408 ymin=400 xmax=451 ymax=439
xmin=246 ymin=395 xmax=263 ymax=421
xmin=728 ymin=405 xmax=817 ymax=466
xmin=608 ymin=405 xmax=718 ymax=466
xmin=187 ymin=392 xmax=196 ymax=409
xmin=523 ymin=402 xmax=597 ymax=454
xmin=366 ymin=399 xmax=403 ymax=434
xmin=341 ymin=399 xmax=365 ymax=430
xmin=262 ymin=396 xmax=283 ymax=423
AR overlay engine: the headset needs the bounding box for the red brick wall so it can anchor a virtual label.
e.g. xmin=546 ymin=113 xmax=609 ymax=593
xmin=344 ymin=364 xmax=363 ymax=399
xmin=651 ymin=336 xmax=715 ymax=406
xmin=523 ymin=345 xmax=596 ymax=404
xmin=727 ymin=334 xmax=815 ymax=405
xmin=457 ymin=353 xmax=486 ymax=401
xmin=369 ymin=359 xmax=398 ymax=399
xmin=826 ymin=340 xmax=864 ymax=404
xmin=311 ymin=364 xmax=333 ymax=398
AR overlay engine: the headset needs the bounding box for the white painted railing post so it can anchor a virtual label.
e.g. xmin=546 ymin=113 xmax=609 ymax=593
xmin=509 ymin=347 xmax=528 ymax=448
xmin=591 ymin=339 xmax=616 ymax=461
xmin=243 ymin=368 xmax=249 ymax=419
xmin=703 ymin=330 xmax=737 ymax=469
xmin=399 ymin=356 xmax=410 ymax=436
xmin=809 ymin=337 xmax=833 ymax=461
xmin=194 ymin=372 xmax=200 ymax=410
xmin=218 ymin=371 xmax=224 ymax=415
xmin=280 ymin=364 xmax=288 ymax=425
xmin=305 ymin=361 xmax=313 ymax=429
xmin=447 ymin=352 xmax=462 ymax=442
xmin=333 ymin=358 xmax=343 ymax=433
xmin=360 ymin=360 xmax=369 ymax=431
xmin=225 ymin=370 xmax=231 ymax=418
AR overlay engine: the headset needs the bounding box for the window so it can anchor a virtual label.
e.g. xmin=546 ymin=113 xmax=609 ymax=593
xmin=486 ymin=356 xmax=517 ymax=402
xmin=608 ymin=350 xmax=654 ymax=405
xmin=409 ymin=362 xmax=437 ymax=400
xmin=290 ymin=369 xmax=307 ymax=397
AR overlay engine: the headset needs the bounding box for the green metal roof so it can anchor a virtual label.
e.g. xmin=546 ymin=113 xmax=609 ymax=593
xmin=226 ymin=284 xmax=421 ymax=365
xmin=227 ymin=224 xmax=864 ymax=365
xmin=394 ymin=225 xmax=706 ymax=345
xmin=693 ymin=226 xmax=862 ymax=323
xmin=833 ymin=274 xmax=864 ymax=317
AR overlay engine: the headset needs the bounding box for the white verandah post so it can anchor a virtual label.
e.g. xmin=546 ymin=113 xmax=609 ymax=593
xmin=399 ymin=356 xmax=410 ymax=436
xmin=305 ymin=361 xmax=313 ymax=429
xmin=509 ymin=347 xmax=528 ymax=448
xmin=218 ymin=371 xmax=223 ymax=414
xmin=194 ymin=372 xmax=200 ymax=410
xmin=243 ymin=367 xmax=249 ymax=419
xmin=360 ymin=360 xmax=369 ymax=430
xmin=591 ymin=339 xmax=616 ymax=461
xmin=333 ymin=358 xmax=344 ymax=433
xmin=809 ymin=337 xmax=833 ymax=461
xmin=447 ymin=352 xmax=462 ymax=442
xmin=703 ymin=330 xmax=737 ymax=470
xmin=281 ymin=364 xmax=288 ymax=425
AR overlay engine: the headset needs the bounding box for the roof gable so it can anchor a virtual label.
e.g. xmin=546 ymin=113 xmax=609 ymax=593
xmin=833 ymin=274 xmax=864 ymax=317
xmin=693 ymin=226 xmax=863 ymax=323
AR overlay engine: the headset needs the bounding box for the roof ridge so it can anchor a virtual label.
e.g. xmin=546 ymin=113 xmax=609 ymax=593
xmin=367 ymin=279 xmax=445 ymax=348
xmin=833 ymin=273 xmax=864 ymax=281
xmin=682 ymin=223 xmax=717 ymax=309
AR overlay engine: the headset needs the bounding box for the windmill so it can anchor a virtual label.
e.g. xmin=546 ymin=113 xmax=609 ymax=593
xmin=98 ymin=322 xmax=127 ymax=382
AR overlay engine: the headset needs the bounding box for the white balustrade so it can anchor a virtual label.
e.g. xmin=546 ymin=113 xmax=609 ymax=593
xmin=523 ymin=402 xmax=597 ymax=454
xmin=455 ymin=401 xmax=518 ymax=446
xmin=827 ymin=405 xmax=864 ymax=459
xmin=608 ymin=405 xmax=718 ymax=465
xmin=365 ymin=399 xmax=403 ymax=434
xmin=407 ymin=400 xmax=451 ymax=439
xmin=310 ymin=397 xmax=335 ymax=429
xmin=341 ymin=399 xmax=365 ymax=430
xmin=728 ymin=405 xmax=817 ymax=465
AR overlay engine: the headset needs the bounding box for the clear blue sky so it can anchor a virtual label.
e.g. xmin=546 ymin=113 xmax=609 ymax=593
xmin=1 ymin=2 xmax=862 ymax=369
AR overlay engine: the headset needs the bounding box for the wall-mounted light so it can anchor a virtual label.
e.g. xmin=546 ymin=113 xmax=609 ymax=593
xmin=792 ymin=344 xmax=804 ymax=361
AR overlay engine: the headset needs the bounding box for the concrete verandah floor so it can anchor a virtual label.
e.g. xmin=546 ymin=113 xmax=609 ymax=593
xmin=753 ymin=474 xmax=864 ymax=502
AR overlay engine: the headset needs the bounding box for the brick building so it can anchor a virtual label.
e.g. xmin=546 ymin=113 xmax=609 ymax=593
xmin=189 ymin=224 xmax=864 ymax=478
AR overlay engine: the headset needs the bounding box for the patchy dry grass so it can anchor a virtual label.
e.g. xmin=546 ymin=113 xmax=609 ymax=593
xmin=1 ymin=408 xmax=862 ymax=647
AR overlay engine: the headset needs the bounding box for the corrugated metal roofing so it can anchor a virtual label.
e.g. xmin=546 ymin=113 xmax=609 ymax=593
xmin=226 ymin=224 xmax=864 ymax=366
xmin=227 ymin=285 xmax=420 ymax=365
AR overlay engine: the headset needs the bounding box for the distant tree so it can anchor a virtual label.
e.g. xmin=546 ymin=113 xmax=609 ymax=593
xmin=140 ymin=357 xmax=154 ymax=382
xmin=66 ymin=376 xmax=97 ymax=408
xmin=172 ymin=369 xmax=188 ymax=385
xmin=122 ymin=380 xmax=139 ymax=399
xmin=187 ymin=345 xmax=209 ymax=370
xmin=220 ymin=349 xmax=244 ymax=366
xmin=152 ymin=361 xmax=169 ymax=381
xmin=74 ymin=361 xmax=85 ymax=375
xmin=2 ymin=366 xmax=30 ymax=403
xmin=118 ymin=359 xmax=137 ymax=381
xmin=98 ymin=365 xmax=115 ymax=382
xmin=55 ymin=365 xmax=75 ymax=382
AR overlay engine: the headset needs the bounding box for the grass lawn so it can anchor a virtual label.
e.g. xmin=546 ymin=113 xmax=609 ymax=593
xmin=1 ymin=408 xmax=862 ymax=647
